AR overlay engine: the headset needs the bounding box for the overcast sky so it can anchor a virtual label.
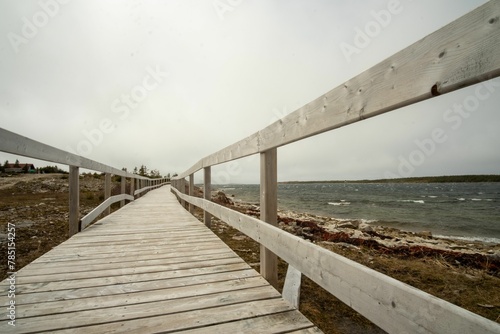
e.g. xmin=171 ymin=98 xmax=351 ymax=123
xmin=1 ymin=0 xmax=499 ymax=183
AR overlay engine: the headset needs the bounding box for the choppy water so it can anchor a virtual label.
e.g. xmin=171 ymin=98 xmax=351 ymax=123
xmin=217 ymin=182 xmax=500 ymax=244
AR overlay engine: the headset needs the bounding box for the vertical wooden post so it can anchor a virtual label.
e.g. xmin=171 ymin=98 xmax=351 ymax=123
xmin=69 ymin=166 xmax=79 ymax=236
xmin=204 ymin=166 xmax=212 ymax=228
xmin=130 ymin=177 xmax=135 ymax=199
xmin=189 ymin=173 xmax=194 ymax=214
xmin=260 ymin=148 xmax=278 ymax=288
xmin=104 ymin=173 xmax=111 ymax=215
xmin=120 ymin=175 xmax=126 ymax=207
xmin=180 ymin=178 xmax=186 ymax=208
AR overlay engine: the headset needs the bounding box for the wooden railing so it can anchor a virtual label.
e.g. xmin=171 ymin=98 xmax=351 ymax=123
xmin=0 ymin=127 xmax=168 ymax=236
xmin=172 ymin=2 xmax=500 ymax=333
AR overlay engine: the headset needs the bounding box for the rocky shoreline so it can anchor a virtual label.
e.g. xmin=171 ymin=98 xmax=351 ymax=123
xmin=213 ymin=191 xmax=500 ymax=276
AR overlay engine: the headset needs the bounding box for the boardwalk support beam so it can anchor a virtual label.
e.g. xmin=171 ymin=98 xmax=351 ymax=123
xmin=260 ymin=148 xmax=278 ymax=288
xmin=69 ymin=166 xmax=79 ymax=236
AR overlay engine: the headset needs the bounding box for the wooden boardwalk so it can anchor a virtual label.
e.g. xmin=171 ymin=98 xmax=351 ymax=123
xmin=0 ymin=186 xmax=320 ymax=333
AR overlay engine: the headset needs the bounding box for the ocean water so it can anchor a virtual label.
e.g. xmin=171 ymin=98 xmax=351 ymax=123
xmin=216 ymin=182 xmax=500 ymax=244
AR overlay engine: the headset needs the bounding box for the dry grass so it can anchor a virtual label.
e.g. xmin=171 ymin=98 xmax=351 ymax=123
xmin=0 ymin=174 xmax=122 ymax=280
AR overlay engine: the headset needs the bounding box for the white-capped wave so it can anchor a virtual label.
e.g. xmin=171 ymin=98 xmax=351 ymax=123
xmin=328 ymin=200 xmax=351 ymax=206
xmin=457 ymin=198 xmax=466 ymax=201
xmin=400 ymin=200 xmax=425 ymax=204
xmin=471 ymin=198 xmax=482 ymax=201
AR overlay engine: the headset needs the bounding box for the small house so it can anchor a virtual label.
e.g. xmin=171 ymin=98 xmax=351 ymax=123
xmin=4 ymin=163 xmax=36 ymax=173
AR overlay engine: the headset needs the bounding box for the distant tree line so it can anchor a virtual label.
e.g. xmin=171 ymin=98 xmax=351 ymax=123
xmin=128 ymin=165 xmax=172 ymax=180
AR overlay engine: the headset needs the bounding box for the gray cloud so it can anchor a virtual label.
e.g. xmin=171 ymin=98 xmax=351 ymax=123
xmin=1 ymin=0 xmax=498 ymax=183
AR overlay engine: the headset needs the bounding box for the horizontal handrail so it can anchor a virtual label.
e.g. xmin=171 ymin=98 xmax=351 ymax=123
xmin=171 ymin=187 xmax=499 ymax=334
xmin=174 ymin=0 xmax=500 ymax=179
xmin=80 ymin=194 xmax=135 ymax=230
xmin=0 ymin=127 xmax=149 ymax=179
xmin=0 ymin=126 xmax=168 ymax=236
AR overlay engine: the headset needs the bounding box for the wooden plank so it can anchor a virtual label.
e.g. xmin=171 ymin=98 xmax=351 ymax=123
xmin=10 ymin=257 xmax=244 ymax=284
xmin=19 ymin=298 xmax=294 ymax=334
xmin=14 ymin=276 xmax=270 ymax=318
xmin=21 ymin=248 xmax=235 ymax=270
xmin=186 ymin=311 xmax=316 ymax=333
xmin=68 ymin=166 xmax=79 ymax=236
xmin=12 ymin=263 xmax=252 ymax=294
xmin=29 ymin=242 xmax=224 ymax=264
xmin=5 ymin=269 xmax=259 ymax=306
xmin=172 ymin=187 xmax=500 ymax=334
xmin=17 ymin=252 xmax=239 ymax=277
xmin=174 ymin=1 xmax=500 ymax=179
xmin=260 ymin=148 xmax=278 ymax=288
xmin=1 ymin=289 xmax=287 ymax=333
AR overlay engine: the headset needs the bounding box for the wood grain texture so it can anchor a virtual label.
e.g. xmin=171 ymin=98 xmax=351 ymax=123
xmin=0 ymin=186 xmax=318 ymax=333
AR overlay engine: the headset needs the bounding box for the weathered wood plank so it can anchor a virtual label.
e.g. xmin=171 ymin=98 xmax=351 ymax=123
xmin=186 ymin=311 xmax=316 ymax=333
xmin=28 ymin=242 xmax=224 ymax=264
xmin=172 ymin=187 xmax=500 ymax=334
xmin=22 ymin=248 xmax=235 ymax=270
xmin=1 ymin=289 xmax=286 ymax=333
xmin=14 ymin=276 xmax=270 ymax=318
xmin=17 ymin=252 xmax=239 ymax=277
xmin=4 ymin=269 xmax=259 ymax=306
xmin=13 ymin=263 xmax=252 ymax=294
xmin=9 ymin=257 xmax=244 ymax=284
xmin=26 ymin=298 xmax=294 ymax=334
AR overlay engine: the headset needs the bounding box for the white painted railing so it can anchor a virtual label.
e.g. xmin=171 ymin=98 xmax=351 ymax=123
xmin=172 ymin=2 xmax=500 ymax=333
xmin=0 ymin=127 xmax=169 ymax=235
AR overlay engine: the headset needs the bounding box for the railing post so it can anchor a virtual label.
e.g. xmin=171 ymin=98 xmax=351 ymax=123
xmin=130 ymin=176 xmax=135 ymax=199
xmin=104 ymin=173 xmax=111 ymax=215
xmin=69 ymin=166 xmax=79 ymax=236
xmin=260 ymin=148 xmax=278 ymax=288
xmin=203 ymin=166 xmax=212 ymax=228
xmin=189 ymin=173 xmax=194 ymax=214
xmin=120 ymin=175 xmax=126 ymax=207
xmin=180 ymin=178 xmax=186 ymax=208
